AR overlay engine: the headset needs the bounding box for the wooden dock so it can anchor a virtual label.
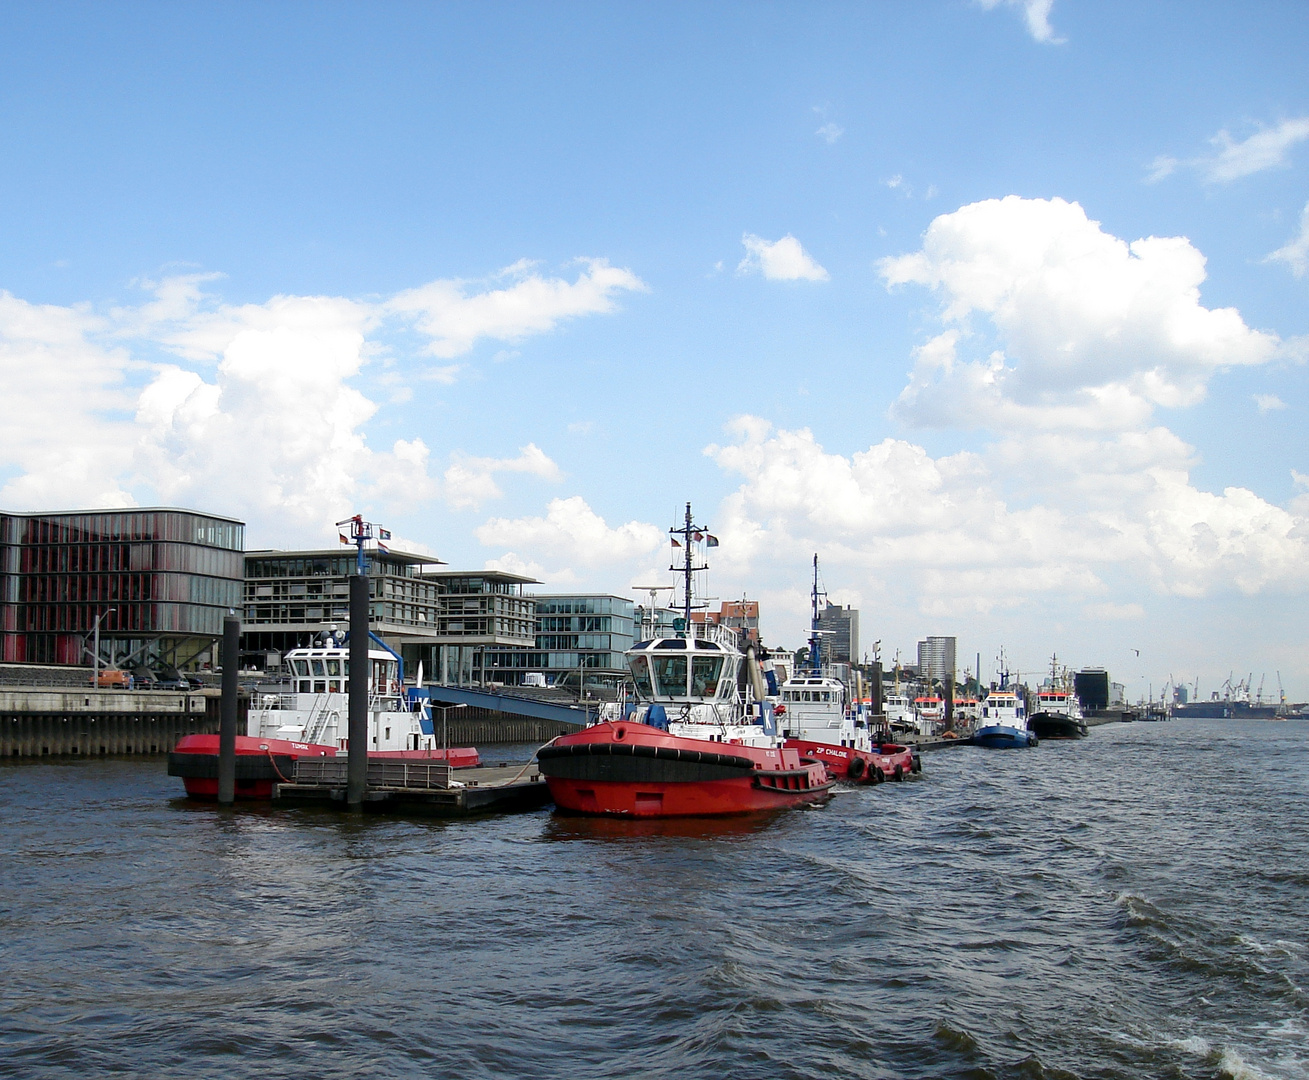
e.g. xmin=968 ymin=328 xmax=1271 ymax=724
xmin=272 ymin=758 xmax=552 ymax=817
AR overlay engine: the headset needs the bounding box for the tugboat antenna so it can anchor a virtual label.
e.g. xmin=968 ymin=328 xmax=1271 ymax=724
xmin=809 ymin=553 xmax=828 ymax=674
xmin=667 ymin=501 xmax=711 ymax=637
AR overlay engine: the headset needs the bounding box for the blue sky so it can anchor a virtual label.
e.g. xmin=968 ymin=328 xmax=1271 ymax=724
xmin=1 ymin=1 xmax=1306 ymax=698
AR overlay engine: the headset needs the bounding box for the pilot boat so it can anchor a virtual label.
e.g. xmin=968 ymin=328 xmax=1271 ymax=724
xmin=972 ymin=688 xmax=1037 ymax=748
xmin=537 ymin=505 xmax=834 ymax=817
xmin=777 ymin=556 xmax=918 ymax=783
xmin=168 ymin=641 xmax=478 ymax=800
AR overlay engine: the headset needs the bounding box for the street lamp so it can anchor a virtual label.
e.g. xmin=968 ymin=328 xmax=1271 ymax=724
xmin=432 ymin=703 xmax=467 ymax=760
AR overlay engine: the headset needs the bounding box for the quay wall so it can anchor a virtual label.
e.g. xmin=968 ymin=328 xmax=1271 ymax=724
xmin=1 ymin=689 xmax=220 ymax=758
xmin=0 ymin=690 xmax=573 ymax=756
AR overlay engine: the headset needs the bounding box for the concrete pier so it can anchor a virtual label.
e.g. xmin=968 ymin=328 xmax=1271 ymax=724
xmin=273 ymin=761 xmax=551 ymax=817
xmin=0 ymin=688 xmax=213 ymax=757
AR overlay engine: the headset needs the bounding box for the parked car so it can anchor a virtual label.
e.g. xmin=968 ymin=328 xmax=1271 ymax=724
xmin=96 ymin=669 xmax=130 ymax=689
xmin=152 ymin=678 xmax=198 ymax=692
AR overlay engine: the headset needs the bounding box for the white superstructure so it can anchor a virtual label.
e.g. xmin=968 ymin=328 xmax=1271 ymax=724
xmin=978 ymin=689 xmax=1027 ymax=735
xmin=248 ymin=645 xmax=437 ymax=752
xmin=778 ymin=672 xmax=873 ymax=752
xmin=622 ymin=624 xmax=784 ymax=749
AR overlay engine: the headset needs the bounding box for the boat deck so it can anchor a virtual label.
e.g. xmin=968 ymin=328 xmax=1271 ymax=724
xmin=272 ymin=761 xmax=551 ymax=817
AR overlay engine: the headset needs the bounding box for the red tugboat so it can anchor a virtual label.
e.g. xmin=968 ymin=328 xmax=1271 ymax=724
xmin=168 ymin=642 xmax=479 ymax=800
xmin=538 ymin=505 xmax=833 ymax=818
xmin=778 ymin=556 xmax=919 ymax=783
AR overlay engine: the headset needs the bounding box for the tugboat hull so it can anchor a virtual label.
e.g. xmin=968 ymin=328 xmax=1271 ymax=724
xmin=1027 ymin=713 xmax=1087 ymax=740
xmin=783 ymin=739 xmax=920 ymax=782
xmin=539 ymin=723 xmax=833 ymax=817
xmin=168 ymin=734 xmax=480 ymax=800
xmin=972 ymin=725 xmax=1038 ymax=749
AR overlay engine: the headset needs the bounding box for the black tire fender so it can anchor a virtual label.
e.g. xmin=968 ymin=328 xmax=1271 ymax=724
xmin=893 ymin=764 xmax=904 ymax=782
xmin=847 ymin=756 xmax=866 ymax=780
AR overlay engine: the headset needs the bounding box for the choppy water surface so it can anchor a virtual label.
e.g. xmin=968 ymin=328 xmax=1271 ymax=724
xmin=2 ymin=719 xmax=1307 ymax=1079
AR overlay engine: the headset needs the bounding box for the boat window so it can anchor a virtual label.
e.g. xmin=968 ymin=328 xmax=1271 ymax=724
xmin=821 ymin=692 xmax=831 ymax=702
xmin=293 ymin=660 xmax=309 ymax=677
xmin=299 ymin=680 xmax=311 ymax=693
xmin=312 ymin=660 xmax=325 ymax=676
xmin=802 ymin=691 xmax=812 ymax=702
xmin=629 ymin=654 xmax=654 ymax=699
xmin=326 ymin=659 xmax=341 ymax=676
xmin=314 ymin=681 xmax=326 ymax=693
xmin=656 ymin=639 xmax=686 ymax=649
xmin=691 ymin=655 xmax=723 ymax=697
xmin=329 ymin=680 xmax=341 ymax=692
xmin=652 ymin=654 xmax=688 ymax=697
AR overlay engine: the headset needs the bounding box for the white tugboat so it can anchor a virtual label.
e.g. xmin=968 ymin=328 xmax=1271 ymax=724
xmin=778 ymin=555 xmax=919 ymax=783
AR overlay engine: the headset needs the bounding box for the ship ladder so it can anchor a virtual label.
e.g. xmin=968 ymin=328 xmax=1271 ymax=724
xmin=303 ymin=694 xmax=335 ymax=744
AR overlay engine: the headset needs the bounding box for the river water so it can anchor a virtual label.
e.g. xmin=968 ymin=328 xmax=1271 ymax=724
xmin=2 ymin=718 xmax=1306 ymax=1079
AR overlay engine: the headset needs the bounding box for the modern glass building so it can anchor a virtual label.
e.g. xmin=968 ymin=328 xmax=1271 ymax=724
xmin=242 ymin=548 xmax=447 ymax=668
xmin=420 ymin=569 xmax=539 ymax=685
xmin=484 ymin=594 xmax=636 ymax=688
xmin=241 ymin=554 xmax=540 ymax=684
xmin=818 ymin=602 xmax=860 ymax=665
xmin=0 ymin=507 xmax=244 ymax=669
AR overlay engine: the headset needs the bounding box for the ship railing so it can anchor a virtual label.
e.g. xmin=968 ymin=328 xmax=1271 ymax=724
xmin=696 ymin=623 xmax=742 ymax=651
xmin=292 ymin=758 xmax=453 ymax=790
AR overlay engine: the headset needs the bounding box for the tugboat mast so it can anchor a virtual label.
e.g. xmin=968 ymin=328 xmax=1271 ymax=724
xmin=809 ymin=553 xmax=828 ymax=674
xmin=668 ymin=502 xmax=709 ymax=634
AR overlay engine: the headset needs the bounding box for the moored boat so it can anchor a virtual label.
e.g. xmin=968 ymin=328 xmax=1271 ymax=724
xmin=777 ymin=555 xmax=918 ymax=783
xmin=972 ymin=688 xmax=1037 ymax=748
xmin=168 ymin=641 xmax=479 ymax=800
xmin=1028 ymin=689 xmax=1087 ymax=739
xmin=537 ymin=505 xmax=834 ymax=817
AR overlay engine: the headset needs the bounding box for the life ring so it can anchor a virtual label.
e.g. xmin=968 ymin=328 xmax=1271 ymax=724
xmin=847 ymin=756 xmax=866 ymax=780
xmin=893 ymin=764 xmax=905 ymax=782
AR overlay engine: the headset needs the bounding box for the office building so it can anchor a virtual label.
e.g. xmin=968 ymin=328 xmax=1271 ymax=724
xmin=917 ymin=636 xmax=957 ymax=683
xmin=485 ymin=593 xmax=636 ymax=688
xmin=0 ymin=507 xmax=244 ymax=671
xmin=242 ymin=551 xmax=538 ymax=683
xmin=818 ymin=602 xmax=859 ymax=665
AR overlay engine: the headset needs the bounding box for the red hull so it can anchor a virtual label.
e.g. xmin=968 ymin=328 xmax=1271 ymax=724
xmin=167 ymin=734 xmax=480 ymax=800
xmin=539 ymin=721 xmax=833 ymax=818
xmin=784 ymin=739 xmax=918 ymax=783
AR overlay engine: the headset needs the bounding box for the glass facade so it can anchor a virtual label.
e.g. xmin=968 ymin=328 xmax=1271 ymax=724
xmin=241 ymin=549 xmax=450 ymax=665
xmin=483 ymin=594 xmax=637 ymax=687
xmin=0 ymin=508 xmax=244 ymax=667
xmin=241 ymin=558 xmax=539 ymax=683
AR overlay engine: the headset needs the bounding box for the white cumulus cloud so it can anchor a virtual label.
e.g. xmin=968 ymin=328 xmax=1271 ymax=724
xmin=738 ymin=233 xmax=830 ymax=282
xmin=476 ymin=496 xmax=664 ymax=566
xmin=704 ymin=416 xmax=1309 ymax=615
xmin=443 ymin=444 xmax=562 ymax=510
xmin=880 ymin=196 xmax=1281 ymax=429
xmin=0 ymin=292 xmax=136 ymax=509
xmin=1254 ymin=394 xmax=1286 ymax=413
xmin=0 ymin=255 xmax=638 ymax=546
